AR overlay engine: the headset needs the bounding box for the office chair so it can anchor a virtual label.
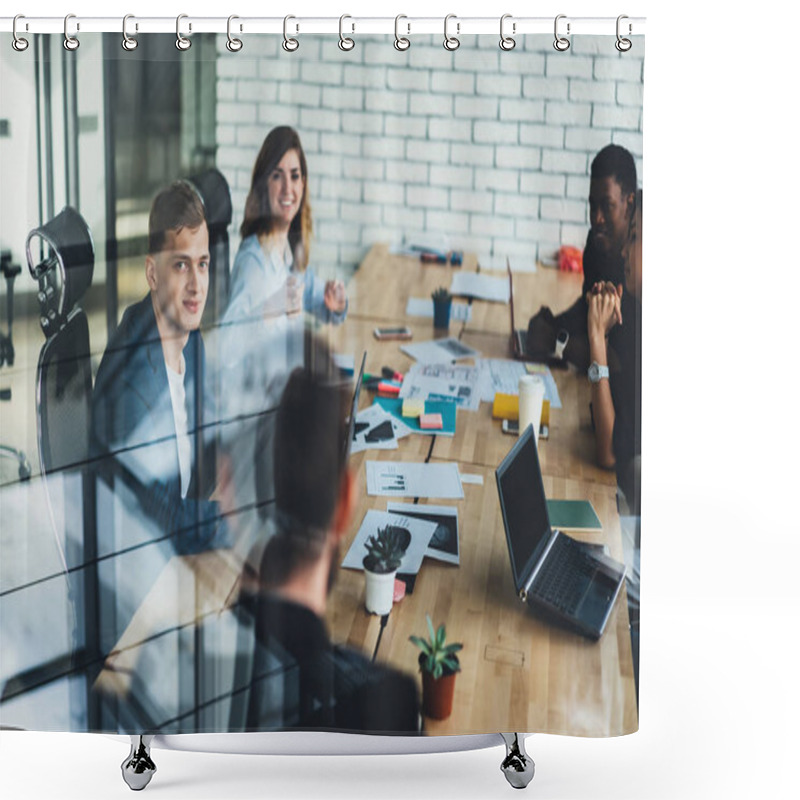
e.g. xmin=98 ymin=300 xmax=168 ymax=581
xmin=0 ymin=250 xmax=32 ymax=481
xmin=26 ymin=207 xmax=102 ymax=726
xmin=27 ymin=207 xmax=95 ymax=481
xmin=188 ymin=168 xmax=232 ymax=323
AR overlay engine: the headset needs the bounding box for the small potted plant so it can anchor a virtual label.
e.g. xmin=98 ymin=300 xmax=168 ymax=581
xmin=431 ymin=286 xmax=452 ymax=330
xmin=409 ymin=614 xmax=463 ymax=720
xmin=363 ymin=525 xmax=409 ymax=615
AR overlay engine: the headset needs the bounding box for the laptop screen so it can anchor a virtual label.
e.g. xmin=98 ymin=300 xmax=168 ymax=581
xmin=495 ymin=424 xmax=552 ymax=592
xmin=341 ymin=351 xmax=367 ymax=462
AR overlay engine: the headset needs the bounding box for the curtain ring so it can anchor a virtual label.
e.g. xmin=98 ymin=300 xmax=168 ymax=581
xmin=443 ymin=14 xmax=460 ymax=51
xmin=394 ymin=14 xmax=410 ymax=51
xmin=226 ymin=15 xmax=243 ymax=52
xmin=283 ymin=15 xmax=299 ymax=52
xmin=499 ymin=14 xmax=516 ymax=51
xmin=553 ymin=14 xmax=570 ymax=51
xmin=12 ymin=15 xmax=29 ymax=52
xmin=339 ymin=14 xmax=355 ymax=51
xmin=176 ymin=14 xmax=191 ymax=51
xmin=63 ymin=14 xmax=79 ymax=51
xmin=615 ymin=15 xmax=632 ymax=52
xmin=121 ymin=14 xmax=138 ymax=51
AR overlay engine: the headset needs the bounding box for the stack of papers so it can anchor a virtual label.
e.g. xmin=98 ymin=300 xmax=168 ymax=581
xmin=478 ymin=255 xmax=537 ymax=273
xmin=449 ymin=272 xmax=510 ymax=303
xmin=406 ymin=297 xmax=472 ymax=323
xmin=350 ymin=403 xmax=410 ymax=455
xmin=387 ymin=503 xmax=460 ymax=565
xmin=477 ymin=358 xmax=562 ymax=409
xmin=401 ymin=337 xmax=481 ymax=364
xmin=341 ymin=510 xmax=438 ymax=575
xmin=399 ymin=362 xmax=483 ymax=412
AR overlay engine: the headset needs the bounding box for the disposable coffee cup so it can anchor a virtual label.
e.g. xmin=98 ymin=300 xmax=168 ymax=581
xmin=518 ymin=374 xmax=545 ymax=445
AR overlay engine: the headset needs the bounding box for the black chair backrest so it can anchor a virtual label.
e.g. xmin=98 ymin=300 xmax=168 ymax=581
xmin=188 ymin=168 xmax=232 ymax=324
xmin=36 ymin=310 xmax=93 ymax=475
xmin=26 ymin=207 xmax=95 ymax=476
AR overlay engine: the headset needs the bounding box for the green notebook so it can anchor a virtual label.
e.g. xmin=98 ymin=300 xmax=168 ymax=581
xmin=546 ymin=499 xmax=602 ymax=531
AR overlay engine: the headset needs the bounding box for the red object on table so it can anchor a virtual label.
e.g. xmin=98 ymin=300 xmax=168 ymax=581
xmin=558 ymin=245 xmax=583 ymax=273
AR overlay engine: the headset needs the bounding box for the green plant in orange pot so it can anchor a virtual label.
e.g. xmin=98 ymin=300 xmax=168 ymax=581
xmin=409 ymin=614 xmax=463 ymax=720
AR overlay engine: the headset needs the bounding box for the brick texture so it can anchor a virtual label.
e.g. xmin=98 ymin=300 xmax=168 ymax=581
xmin=216 ymin=34 xmax=644 ymax=274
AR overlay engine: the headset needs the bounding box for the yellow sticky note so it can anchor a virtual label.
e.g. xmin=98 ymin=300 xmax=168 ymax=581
xmin=402 ymin=398 xmax=426 ymax=418
xmin=492 ymin=392 xmax=519 ymax=420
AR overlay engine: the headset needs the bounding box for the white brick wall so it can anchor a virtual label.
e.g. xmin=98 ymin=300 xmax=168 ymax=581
xmin=216 ymin=33 xmax=644 ymax=276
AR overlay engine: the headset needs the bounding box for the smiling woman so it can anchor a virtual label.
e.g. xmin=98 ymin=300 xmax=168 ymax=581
xmin=226 ymin=125 xmax=348 ymax=325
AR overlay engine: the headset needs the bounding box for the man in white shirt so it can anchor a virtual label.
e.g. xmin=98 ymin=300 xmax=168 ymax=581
xmin=91 ymin=181 xmax=227 ymax=554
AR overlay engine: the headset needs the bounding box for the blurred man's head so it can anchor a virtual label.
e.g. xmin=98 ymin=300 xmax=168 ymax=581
xmin=260 ymin=334 xmax=355 ymax=596
xmin=589 ymin=145 xmax=637 ymax=257
xmin=145 ymin=181 xmax=209 ymax=337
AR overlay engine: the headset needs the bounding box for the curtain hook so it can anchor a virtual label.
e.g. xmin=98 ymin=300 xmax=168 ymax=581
xmin=63 ymin=14 xmax=80 ymax=51
xmin=394 ymin=14 xmax=410 ymax=51
xmin=283 ymin=15 xmax=299 ymax=52
xmin=443 ymin=14 xmax=460 ymax=51
xmin=12 ymin=15 xmax=29 ymax=52
xmin=176 ymin=14 xmax=191 ymax=51
xmin=339 ymin=14 xmax=355 ymax=51
xmin=500 ymin=14 xmax=516 ymax=51
xmin=616 ymin=15 xmax=632 ymax=52
xmin=122 ymin=14 xmax=138 ymax=51
xmin=553 ymin=14 xmax=570 ymax=51
xmin=227 ymin=15 xmax=243 ymax=52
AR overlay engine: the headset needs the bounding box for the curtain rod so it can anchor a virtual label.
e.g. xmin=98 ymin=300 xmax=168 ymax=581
xmin=1 ymin=16 xmax=646 ymax=37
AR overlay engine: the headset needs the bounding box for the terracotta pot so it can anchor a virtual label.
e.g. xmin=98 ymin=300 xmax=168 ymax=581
xmin=419 ymin=657 xmax=457 ymax=720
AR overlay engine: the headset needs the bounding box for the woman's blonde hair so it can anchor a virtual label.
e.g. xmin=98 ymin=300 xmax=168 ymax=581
xmin=240 ymin=126 xmax=312 ymax=271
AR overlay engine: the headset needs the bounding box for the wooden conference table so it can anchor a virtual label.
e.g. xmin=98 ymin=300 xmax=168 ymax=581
xmin=97 ymin=243 xmax=637 ymax=738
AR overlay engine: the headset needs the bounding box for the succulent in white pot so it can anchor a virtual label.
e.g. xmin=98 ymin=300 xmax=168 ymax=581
xmin=362 ymin=525 xmax=410 ymax=615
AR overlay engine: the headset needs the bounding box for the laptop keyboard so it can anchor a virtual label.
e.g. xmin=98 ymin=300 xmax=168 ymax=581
xmin=533 ymin=537 xmax=597 ymax=614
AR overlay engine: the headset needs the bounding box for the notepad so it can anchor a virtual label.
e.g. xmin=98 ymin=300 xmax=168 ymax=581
xmin=402 ymin=398 xmax=426 ymax=418
xmin=419 ymin=412 xmax=443 ymax=430
xmin=375 ymin=397 xmax=456 ymax=436
xmin=545 ymin=500 xmax=602 ymax=531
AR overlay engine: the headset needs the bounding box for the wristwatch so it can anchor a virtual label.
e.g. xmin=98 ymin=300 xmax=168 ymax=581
xmin=587 ymin=361 xmax=609 ymax=384
xmin=554 ymin=328 xmax=569 ymax=359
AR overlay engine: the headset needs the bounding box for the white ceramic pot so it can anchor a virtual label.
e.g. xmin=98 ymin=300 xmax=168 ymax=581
xmin=364 ymin=568 xmax=396 ymax=615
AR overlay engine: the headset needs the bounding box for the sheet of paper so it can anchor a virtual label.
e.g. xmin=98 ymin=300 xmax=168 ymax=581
xmin=398 ymin=362 xmax=483 ymax=412
xmin=349 ymin=404 xmax=400 ymax=455
xmin=387 ymin=502 xmax=460 ymax=565
xmin=406 ymin=297 xmax=472 ymax=323
xmin=365 ymin=461 xmax=464 ymax=499
xmin=477 ymin=359 xmax=562 ymax=410
xmin=332 ymin=352 xmax=355 ymax=374
xmin=524 ymin=363 xmax=563 ymax=410
xmin=449 ymin=271 xmax=510 ymax=303
xmin=478 ymin=255 xmax=537 ymax=273
xmin=401 ymin=337 xmax=480 ymax=364
xmin=341 ymin=510 xmax=438 ymax=575
xmin=389 ymin=232 xmax=450 ymax=257
xmin=478 ymin=358 xmax=529 ymax=402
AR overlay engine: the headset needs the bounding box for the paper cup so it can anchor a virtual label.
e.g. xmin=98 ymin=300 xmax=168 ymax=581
xmin=518 ymin=374 xmax=545 ymax=445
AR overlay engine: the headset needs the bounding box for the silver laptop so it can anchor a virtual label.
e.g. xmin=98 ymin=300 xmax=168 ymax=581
xmin=495 ymin=424 xmax=626 ymax=640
